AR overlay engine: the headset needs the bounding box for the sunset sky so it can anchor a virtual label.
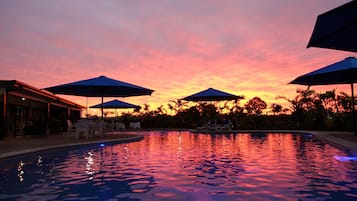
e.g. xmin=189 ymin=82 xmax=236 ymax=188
xmin=0 ymin=0 xmax=355 ymax=115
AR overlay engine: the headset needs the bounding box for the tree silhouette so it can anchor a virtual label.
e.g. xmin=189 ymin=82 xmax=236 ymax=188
xmin=154 ymin=105 xmax=166 ymax=115
xmin=229 ymin=99 xmax=244 ymax=114
xmin=168 ymin=99 xmax=188 ymax=115
xmin=244 ymin=97 xmax=267 ymax=115
xmin=107 ymin=88 xmax=356 ymax=131
xmin=337 ymin=92 xmax=353 ymax=112
xmin=271 ymin=103 xmax=283 ymax=115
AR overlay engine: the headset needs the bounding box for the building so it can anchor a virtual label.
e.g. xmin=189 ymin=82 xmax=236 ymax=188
xmin=0 ymin=80 xmax=84 ymax=138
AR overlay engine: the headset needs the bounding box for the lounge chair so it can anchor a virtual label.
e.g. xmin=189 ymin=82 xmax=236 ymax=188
xmin=213 ymin=119 xmax=233 ymax=131
xmin=196 ymin=120 xmax=217 ymax=131
xmin=196 ymin=119 xmax=233 ymax=132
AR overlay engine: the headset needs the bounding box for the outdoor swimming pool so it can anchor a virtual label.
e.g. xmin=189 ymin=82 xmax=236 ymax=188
xmin=0 ymin=131 xmax=357 ymax=201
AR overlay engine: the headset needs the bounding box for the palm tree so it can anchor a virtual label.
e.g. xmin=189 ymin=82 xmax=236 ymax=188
xmin=168 ymin=99 xmax=189 ymax=115
xmin=154 ymin=105 xmax=166 ymax=115
xmin=229 ymin=99 xmax=244 ymax=114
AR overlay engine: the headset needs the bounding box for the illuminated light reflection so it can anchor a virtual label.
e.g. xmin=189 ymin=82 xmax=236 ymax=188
xmin=85 ymin=152 xmax=95 ymax=180
xmin=37 ymin=155 xmax=44 ymax=174
xmin=17 ymin=160 xmax=25 ymax=182
xmin=334 ymin=155 xmax=357 ymax=162
xmin=100 ymin=143 xmax=105 ymax=147
xmin=37 ymin=155 xmax=43 ymax=167
xmin=123 ymin=145 xmax=129 ymax=160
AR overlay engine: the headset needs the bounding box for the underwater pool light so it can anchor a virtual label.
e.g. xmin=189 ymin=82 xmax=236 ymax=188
xmin=100 ymin=143 xmax=105 ymax=147
xmin=334 ymin=155 xmax=357 ymax=162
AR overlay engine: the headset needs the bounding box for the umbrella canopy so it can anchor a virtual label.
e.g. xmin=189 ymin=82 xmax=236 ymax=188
xmin=307 ymin=0 xmax=357 ymax=52
xmin=289 ymin=57 xmax=357 ymax=134
xmin=44 ymin=75 xmax=154 ymax=97
xmin=290 ymin=57 xmax=357 ymax=85
xmin=44 ymin=75 xmax=153 ymax=119
xmin=182 ymin=88 xmax=242 ymax=101
xmin=90 ymin=99 xmax=139 ymax=109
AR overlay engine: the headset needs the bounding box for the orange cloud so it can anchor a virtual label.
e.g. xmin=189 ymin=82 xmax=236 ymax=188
xmin=0 ymin=0 xmax=353 ymax=115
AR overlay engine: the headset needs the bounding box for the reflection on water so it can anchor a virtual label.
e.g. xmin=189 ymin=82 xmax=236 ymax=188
xmin=17 ymin=160 xmax=25 ymax=182
xmin=85 ymin=152 xmax=94 ymax=180
xmin=0 ymin=131 xmax=357 ymax=201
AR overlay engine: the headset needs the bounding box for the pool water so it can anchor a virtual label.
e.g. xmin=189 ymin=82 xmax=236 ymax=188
xmin=0 ymin=131 xmax=357 ymax=201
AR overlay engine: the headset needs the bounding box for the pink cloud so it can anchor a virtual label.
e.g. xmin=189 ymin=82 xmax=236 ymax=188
xmin=0 ymin=0 xmax=353 ymax=112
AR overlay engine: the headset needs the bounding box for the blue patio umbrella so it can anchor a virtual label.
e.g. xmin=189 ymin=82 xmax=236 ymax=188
xmin=307 ymin=1 xmax=357 ymax=52
xmin=290 ymin=57 xmax=357 ymax=134
xmin=290 ymin=57 xmax=357 ymax=85
xmin=182 ymin=88 xmax=243 ymax=101
xmin=90 ymin=99 xmax=140 ymax=109
xmin=44 ymin=75 xmax=153 ymax=119
xmin=90 ymin=99 xmax=140 ymax=118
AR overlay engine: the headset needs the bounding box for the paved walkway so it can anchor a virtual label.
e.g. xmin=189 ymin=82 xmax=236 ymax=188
xmin=0 ymin=132 xmax=144 ymax=159
xmin=0 ymin=130 xmax=356 ymax=159
xmin=309 ymin=131 xmax=357 ymax=153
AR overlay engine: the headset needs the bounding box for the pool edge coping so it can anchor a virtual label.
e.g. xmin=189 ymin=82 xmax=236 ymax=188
xmin=0 ymin=135 xmax=144 ymax=159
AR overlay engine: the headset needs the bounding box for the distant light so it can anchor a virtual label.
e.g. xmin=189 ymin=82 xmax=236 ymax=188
xmin=21 ymin=97 xmax=26 ymax=101
xmin=100 ymin=143 xmax=105 ymax=147
xmin=334 ymin=155 xmax=357 ymax=162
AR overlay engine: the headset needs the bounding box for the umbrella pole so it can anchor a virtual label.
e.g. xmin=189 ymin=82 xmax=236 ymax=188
xmin=86 ymin=97 xmax=88 ymax=118
xmin=101 ymin=96 xmax=104 ymax=120
xmin=352 ymin=83 xmax=356 ymax=136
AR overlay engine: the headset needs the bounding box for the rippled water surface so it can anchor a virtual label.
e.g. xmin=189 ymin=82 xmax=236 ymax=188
xmin=1 ymin=131 xmax=357 ymax=201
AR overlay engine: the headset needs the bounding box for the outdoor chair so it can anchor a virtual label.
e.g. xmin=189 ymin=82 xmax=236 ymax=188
xmin=115 ymin=122 xmax=126 ymax=130
xmin=87 ymin=119 xmax=101 ymax=137
xmin=90 ymin=120 xmax=101 ymax=136
xmin=100 ymin=120 xmax=115 ymax=133
xmin=66 ymin=120 xmax=76 ymax=137
xmin=74 ymin=119 xmax=94 ymax=139
xmin=129 ymin=122 xmax=141 ymax=129
xmin=16 ymin=119 xmax=25 ymax=136
xmin=87 ymin=119 xmax=103 ymax=137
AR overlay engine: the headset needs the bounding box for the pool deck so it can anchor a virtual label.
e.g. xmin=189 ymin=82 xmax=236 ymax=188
xmin=0 ymin=130 xmax=357 ymax=159
xmin=0 ymin=131 xmax=144 ymax=159
xmin=309 ymin=131 xmax=357 ymax=153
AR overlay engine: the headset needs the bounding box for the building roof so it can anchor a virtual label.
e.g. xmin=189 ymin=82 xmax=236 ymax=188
xmin=0 ymin=80 xmax=85 ymax=110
